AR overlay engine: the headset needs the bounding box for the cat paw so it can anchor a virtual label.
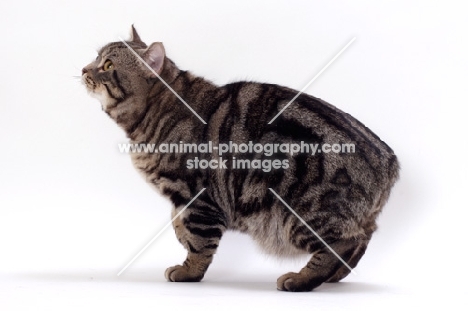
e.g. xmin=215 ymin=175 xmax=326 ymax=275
xmin=165 ymin=265 xmax=203 ymax=282
xmin=277 ymin=272 xmax=315 ymax=292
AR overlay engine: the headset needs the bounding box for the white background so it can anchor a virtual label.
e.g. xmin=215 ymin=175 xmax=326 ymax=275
xmin=1 ymin=0 xmax=467 ymax=309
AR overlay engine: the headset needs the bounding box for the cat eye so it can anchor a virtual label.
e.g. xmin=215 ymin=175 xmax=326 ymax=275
xmin=103 ymin=60 xmax=114 ymax=71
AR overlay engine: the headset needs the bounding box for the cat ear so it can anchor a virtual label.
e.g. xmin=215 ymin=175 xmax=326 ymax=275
xmin=130 ymin=25 xmax=143 ymax=44
xmin=143 ymin=42 xmax=166 ymax=76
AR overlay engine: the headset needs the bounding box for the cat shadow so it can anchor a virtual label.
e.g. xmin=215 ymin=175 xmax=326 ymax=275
xmin=197 ymin=280 xmax=391 ymax=293
xmin=21 ymin=270 xmax=392 ymax=294
xmin=314 ymin=281 xmax=392 ymax=294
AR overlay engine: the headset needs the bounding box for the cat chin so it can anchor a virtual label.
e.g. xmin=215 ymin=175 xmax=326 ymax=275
xmin=81 ymin=78 xmax=111 ymax=110
xmin=88 ymin=89 xmax=112 ymax=110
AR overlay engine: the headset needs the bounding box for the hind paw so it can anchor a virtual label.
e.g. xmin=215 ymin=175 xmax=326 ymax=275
xmin=277 ymin=272 xmax=316 ymax=292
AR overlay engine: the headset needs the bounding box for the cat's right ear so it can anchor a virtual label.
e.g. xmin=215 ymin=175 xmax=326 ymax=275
xmin=143 ymin=42 xmax=166 ymax=76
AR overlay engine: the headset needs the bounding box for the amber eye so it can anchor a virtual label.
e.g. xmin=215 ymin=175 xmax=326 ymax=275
xmin=103 ymin=60 xmax=114 ymax=71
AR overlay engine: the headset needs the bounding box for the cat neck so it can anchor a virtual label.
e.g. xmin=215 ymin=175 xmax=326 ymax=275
xmin=106 ymin=57 xmax=181 ymax=133
xmin=122 ymin=58 xmax=215 ymax=141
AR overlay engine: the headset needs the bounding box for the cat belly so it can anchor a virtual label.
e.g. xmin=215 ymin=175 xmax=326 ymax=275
xmin=233 ymin=215 xmax=309 ymax=258
xmin=254 ymin=232 xmax=310 ymax=258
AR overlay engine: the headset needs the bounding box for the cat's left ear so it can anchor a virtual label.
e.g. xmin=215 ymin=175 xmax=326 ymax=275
xmin=130 ymin=25 xmax=143 ymax=44
xmin=143 ymin=42 xmax=165 ymax=76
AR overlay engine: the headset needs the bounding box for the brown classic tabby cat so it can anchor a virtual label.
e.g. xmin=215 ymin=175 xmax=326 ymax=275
xmin=82 ymin=26 xmax=399 ymax=292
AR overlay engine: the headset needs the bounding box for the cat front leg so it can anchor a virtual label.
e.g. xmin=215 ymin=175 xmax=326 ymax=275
xmin=165 ymin=201 xmax=227 ymax=282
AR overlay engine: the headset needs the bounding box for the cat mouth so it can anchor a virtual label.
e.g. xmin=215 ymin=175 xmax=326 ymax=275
xmin=82 ymin=73 xmax=97 ymax=92
xmin=82 ymin=73 xmax=111 ymax=108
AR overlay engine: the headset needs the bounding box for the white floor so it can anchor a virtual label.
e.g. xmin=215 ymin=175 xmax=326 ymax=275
xmin=1 ymin=194 xmax=466 ymax=310
xmin=1 ymin=264 xmax=464 ymax=310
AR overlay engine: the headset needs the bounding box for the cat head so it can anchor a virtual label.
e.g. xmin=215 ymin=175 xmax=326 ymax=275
xmin=82 ymin=26 xmax=166 ymax=111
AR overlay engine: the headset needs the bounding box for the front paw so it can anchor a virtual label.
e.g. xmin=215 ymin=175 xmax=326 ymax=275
xmin=277 ymin=272 xmax=315 ymax=292
xmin=165 ymin=265 xmax=203 ymax=282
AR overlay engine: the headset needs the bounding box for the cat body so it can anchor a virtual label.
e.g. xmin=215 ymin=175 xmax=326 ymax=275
xmin=82 ymin=27 xmax=399 ymax=291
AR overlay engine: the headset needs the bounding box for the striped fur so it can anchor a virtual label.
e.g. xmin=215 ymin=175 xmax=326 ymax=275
xmin=82 ymin=27 xmax=399 ymax=291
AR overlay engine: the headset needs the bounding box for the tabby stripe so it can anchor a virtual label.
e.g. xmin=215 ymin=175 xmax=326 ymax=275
xmin=218 ymin=83 xmax=244 ymax=142
xmin=226 ymin=170 xmax=237 ymax=209
xmin=112 ymin=71 xmax=127 ymax=98
xmin=268 ymin=116 xmax=323 ymax=145
xmin=290 ymin=224 xmax=312 ymax=239
xmin=176 ymin=70 xmax=191 ymax=88
xmin=295 ymin=96 xmax=382 ymax=172
xmin=105 ymin=43 xmax=146 ymax=52
xmin=217 ymin=102 xmax=236 ymax=143
xmin=321 ymin=246 xmax=356 ymax=273
xmin=227 ymin=82 xmax=245 ymax=118
xmin=139 ymin=110 xmax=173 ymax=144
xmin=206 ymin=179 xmax=228 ymax=214
xmin=344 ymin=113 xmax=394 ymax=155
xmin=317 ymin=227 xmax=343 ymax=240
xmin=186 ymin=213 xmax=226 ymax=228
xmin=240 ymin=168 xmax=285 ymax=197
xmin=188 ymin=76 xmax=204 ymax=89
xmin=128 ymin=102 xmax=154 ymax=135
xmin=298 ymin=96 xmax=380 ymax=154
xmin=138 ymin=104 xmax=161 ymax=138
xmin=204 ymin=244 xmax=218 ymax=249
xmin=103 ymin=85 xmax=125 ymax=108
xmin=264 ymin=168 xmax=286 ymax=190
xmin=146 ymin=83 xmax=171 ymax=105
xmin=191 ymin=208 xmax=226 ymax=220
xmin=202 ymin=91 xmax=231 ymax=138
xmin=293 ymin=235 xmax=323 ymax=253
xmin=306 ymin=261 xmax=323 ymax=269
xmin=236 ymin=194 xmax=275 ymax=217
xmin=188 ymin=200 xmax=226 ymax=223
xmin=244 ymin=84 xmax=275 ymax=140
xmin=104 ymin=84 xmax=117 ymax=100
xmin=387 ymin=154 xmax=399 ymax=181
xmin=141 ymin=163 xmax=159 ymax=175
xmin=289 ymin=155 xmax=324 ymax=200
xmin=162 ymin=188 xmax=188 ymax=207
xmin=186 ymin=226 xmax=223 ymax=239
xmin=293 ymin=221 xmax=336 ymax=241
xmin=186 ymin=241 xmax=199 ymax=253
xmin=158 ymin=170 xmax=201 ymax=197
xmin=158 ymin=115 xmax=182 ymax=143
xmin=282 ymin=212 xmax=292 ymax=227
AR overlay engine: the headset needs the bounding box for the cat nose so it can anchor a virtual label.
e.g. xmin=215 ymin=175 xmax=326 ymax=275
xmin=82 ymin=67 xmax=88 ymax=75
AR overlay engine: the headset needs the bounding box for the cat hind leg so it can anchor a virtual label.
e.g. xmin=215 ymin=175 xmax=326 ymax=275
xmin=325 ymin=239 xmax=368 ymax=283
xmin=277 ymin=239 xmax=367 ymax=292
